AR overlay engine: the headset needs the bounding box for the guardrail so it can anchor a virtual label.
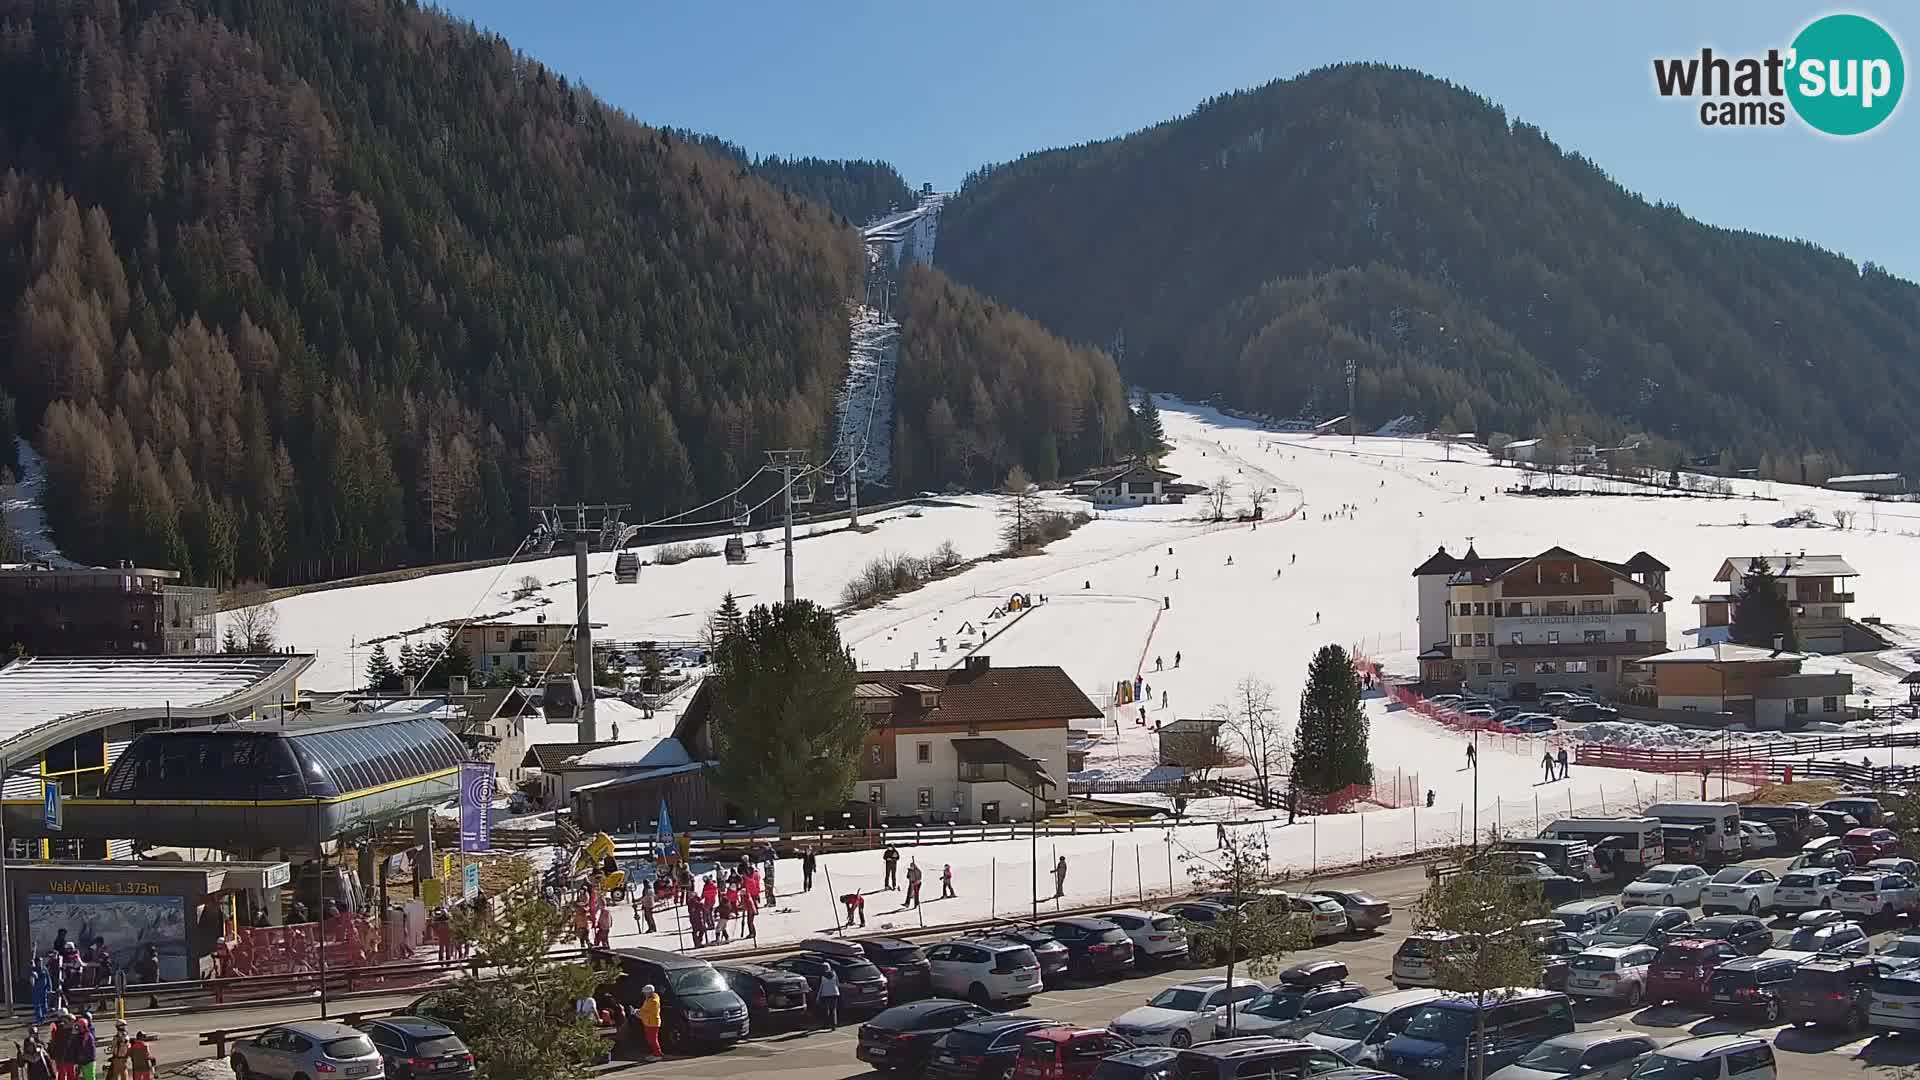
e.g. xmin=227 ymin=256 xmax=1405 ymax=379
xmin=1573 ymin=729 xmax=1920 ymax=773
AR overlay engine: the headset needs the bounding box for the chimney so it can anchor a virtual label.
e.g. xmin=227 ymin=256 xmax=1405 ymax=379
xmin=965 ymin=655 xmax=991 ymax=672
xmin=1771 ymin=634 xmax=1784 ymax=657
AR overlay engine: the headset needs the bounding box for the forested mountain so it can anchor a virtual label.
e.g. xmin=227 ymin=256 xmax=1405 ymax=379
xmin=892 ymin=264 xmax=1131 ymax=492
xmin=938 ymin=64 xmax=1920 ymax=474
xmin=665 ymin=129 xmax=916 ymax=225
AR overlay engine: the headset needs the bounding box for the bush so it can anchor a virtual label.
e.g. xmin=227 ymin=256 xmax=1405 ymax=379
xmin=1033 ymin=510 xmax=1090 ymax=543
xmin=653 ymin=541 xmax=716 ymax=566
xmin=840 ymin=541 xmax=965 ymax=608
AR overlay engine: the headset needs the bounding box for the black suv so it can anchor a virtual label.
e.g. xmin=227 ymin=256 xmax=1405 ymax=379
xmin=1671 ymin=915 xmax=1774 ymax=956
xmin=857 ymin=999 xmax=992 ymax=1072
xmin=927 ymin=1017 xmax=1060 ymax=1080
xmin=1782 ymin=956 xmax=1877 ymax=1030
xmin=851 ymin=937 xmax=935 ymax=1003
xmin=359 ymin=1016 xmax=474 ymax=1080
xmin=716 ymin=962 xmax=812 ymax=1030
xmin=1040 ymin=918 xmax=1135 ymax=978
xmin=986 ymin=926 xmax=1071 ymax=984
xmin=1169 ymin=1037 xmax=1349 ymax=1080
xmin=594 ymin=946 xmax=750 ymax=1050
xmin=769 ymin=951 xmax=892 ymax=1015
xmin=1706 ymin=957 xmax=1798 ymax=1024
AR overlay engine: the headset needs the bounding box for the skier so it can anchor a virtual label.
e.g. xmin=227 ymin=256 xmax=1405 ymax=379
xmin=1291 ymin=553 xmax=1296 ymax=564
xmin=840 ymin=891 xmax=866 ymax=928
xmin=1174 ymin=569 xmax=1180 ymax=580
xmin=1084 ymin=580 xmax=1090 ymax=590
xmin=802 ymin=846 xmax=818 ymax=891
xmin=1465 ymin=742 xmax=1478 ymax=768
xmin=1164 ymin=596 xmax=1170 ymax=610
xmin=1155 ymin=656 xmax=1164 ymax=671
xmin=905 ymin=860 xmax=923 ymax=908
xmin=1216 ymin=823 xmax=1228 ymax=848
xmin=1161 ymin=690 xmax=1168 ymax=709
xmin=1426 ymin=789 xmax=1436 ymax=808
xmin=1315 ymin=612 xmax=1321 ymax=624
xmin=1051 ymin=856 xmax=1068 ymax=899
xmin=1558 ymin=747 xmax=1571 ymax=779
xmin=1541 ymin=751 xmax=1556 ymax=783
xmin=1153 ymin=565 xmax=1159 ymax=577
xmin=882 ymin=843 xmax=900 ymax=889
xmin=1226 ymin=555 xmax=1233 ymax=566
xmin=1174 ymin=651 xmax=1182 ymax=668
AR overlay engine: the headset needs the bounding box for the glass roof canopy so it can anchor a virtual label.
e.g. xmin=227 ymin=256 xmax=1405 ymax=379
xmin=103 ymin=715 xmax=468 ymax=802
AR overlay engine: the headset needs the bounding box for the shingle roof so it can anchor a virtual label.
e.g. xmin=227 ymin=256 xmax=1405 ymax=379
xmin=521 ymin=741 xmax=621 ymax=770
xmin=1411 ymin=546 xmax=1462 ymax=577
xmin=1717 ymin=554 xmax=1858 ymax=580
xmin=854 ymin=665 xmax=1103 ymax=727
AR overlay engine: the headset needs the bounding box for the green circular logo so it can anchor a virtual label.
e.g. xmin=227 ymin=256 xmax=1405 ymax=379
xmin=1787 ymin=13 xmax=1905 ymax=135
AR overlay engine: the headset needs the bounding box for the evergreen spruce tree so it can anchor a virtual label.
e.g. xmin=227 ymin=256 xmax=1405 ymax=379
xmin=1290 ymin=644 xmax=1371 ymax=796
xmin=1730 ymin=557 xmax=1799 ymax=651
xmin=397 ymin=640 xmax=420 ymax=684
xmin=711 ymin=592 xmax=744 ymax=645
xmin=707 ymin=599 xmax=864 ymax=827
xmin=637 ymin=640 xmax=666 ymax=691
xmin=366 ymin=644 xmax=398 ymax=692
xmin=1133 ymin=391 xmax=1168 ymax=456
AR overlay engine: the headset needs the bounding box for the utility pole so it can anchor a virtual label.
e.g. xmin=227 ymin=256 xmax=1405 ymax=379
xmin=847 ymin=451 xmax=861 ymax=530
xmin=529 ymin=502 xmax=627 ymax=741
xmin=1346 ymin=357 xmax=1357 ymax=446
xmin=765 ymin=451 xmax=810 ymax=605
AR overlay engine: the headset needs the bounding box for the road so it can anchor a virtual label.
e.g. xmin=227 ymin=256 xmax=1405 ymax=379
xmin=26 ymin=855 xmax=1920 ymax=1079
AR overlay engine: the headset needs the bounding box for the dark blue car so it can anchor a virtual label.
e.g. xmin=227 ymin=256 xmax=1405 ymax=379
xmin=1380 ymin=991 xmax=1574 ymax=1080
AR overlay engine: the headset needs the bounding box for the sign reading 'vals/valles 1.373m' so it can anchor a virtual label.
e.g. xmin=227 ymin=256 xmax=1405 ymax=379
xmin=459 ymin=762 xmax=494 ymax=853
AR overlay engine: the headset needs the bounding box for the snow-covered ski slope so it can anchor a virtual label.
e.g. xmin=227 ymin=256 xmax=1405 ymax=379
xmin=1 ymin=437 xmax=78 ymax=567
xmin=832 ymin=309 xmax=899 ymax=485
xmin=263 ymin=398 xmax=1920 ymax=802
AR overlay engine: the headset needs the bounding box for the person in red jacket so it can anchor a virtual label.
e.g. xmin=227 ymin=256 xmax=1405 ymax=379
xmin=840 ymin=892 xmax=866 ymax=928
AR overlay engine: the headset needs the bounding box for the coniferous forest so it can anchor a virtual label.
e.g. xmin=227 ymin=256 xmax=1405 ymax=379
xmin=0 ymin=0 xmax=1122 ymax=589
xmin=937 ymin=63 xmax=1920 ymax=476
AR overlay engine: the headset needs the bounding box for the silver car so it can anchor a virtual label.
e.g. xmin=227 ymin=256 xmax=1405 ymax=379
xmin=233 ymin=1021 xmax=385 ymax=1080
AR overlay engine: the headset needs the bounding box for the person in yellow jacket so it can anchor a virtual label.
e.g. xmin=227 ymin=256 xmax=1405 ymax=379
xmin=638 ymin=984 xmax=664 ymax=1059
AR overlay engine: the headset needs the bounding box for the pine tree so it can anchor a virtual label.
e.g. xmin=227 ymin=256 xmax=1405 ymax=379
xmin=999 ymin=465 xmax=1040 ymax=551
xmin=1133 ymin=391 xmax=1168 ymax=456
xmin=398 ymin=640 xmax=420 ymax=684
xmin=709 ymin=592 xmax=744 ymax=647
xmin=1290 ymin=644 xmax=1371 ymax=796
xmin=365 ymin=643 xmax=398 ymax=692
xmin=707 ymin=599 xmax=864 ymax=827
xmin=1730 ymin=557 xmax=1799 ymax=651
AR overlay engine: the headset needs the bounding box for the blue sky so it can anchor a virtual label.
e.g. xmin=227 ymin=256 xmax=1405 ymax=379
xmin=438 ymin=1 xmax=1917 ymax=281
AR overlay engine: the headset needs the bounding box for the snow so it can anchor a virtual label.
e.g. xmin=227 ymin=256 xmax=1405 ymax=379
xmin=1 ymin=437 xmax=78 ymax=567
xmin=569 ymin=736 xmax=692 ymax=770
xmin=833 ymin=311 xmax=899 ymax=485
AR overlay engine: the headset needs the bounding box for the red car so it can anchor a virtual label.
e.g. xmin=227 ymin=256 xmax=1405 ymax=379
xmin=1645 ymin=939 xmax=1743 ymax=1004
xmin=1010 ymin=1028 xmax=1134 ymax=1080
xmin=1844 ymin=828 xmax=1901 ymax=860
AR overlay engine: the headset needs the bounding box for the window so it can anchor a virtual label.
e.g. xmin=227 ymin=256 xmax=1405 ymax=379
xmin=1625 ymin=629 xmax=1638 ymax=642
xmin=1474 ymin=634 xmax=1488 ymax=647
xmin=1564 ymin=661 xmax=1588 ymax=673
xmin=917 ymin=788 xmax=932 ymax=809
xmin=1511 ymin=632 xmax=1524 ymax=645
xmin=868 ymin=785 xmax=884 ymax=804
xmin=1502 ymin=662 xmax=1518 ymax=676
xmin=1534 ymin=661 xmax=1558 ymax=674
xmin=1595 ymin=659 xmax=1609 ymax=673
xmin=1617 ymin=599 xmax=1642 ymax=613
xmin=1547 ymin=631 xmax=1560 ymax=645
xmin=1823 ymin=697 xmax=1839 ymax=713
xmin=1458 ymin=634 xmax=1472 ymax=647
xmin=1477 ymin=663 xmax=1493 ymax=676
xmin=1794 ymin=698 xmax=1809 ymax=715
xmin=495 ymin=630 xmax=506 ymax=643
xmin=916 ymin=742 xmax=931 ymax=763
xmin=1473 ymin=603 xmax=1486 ymax=616
xmin=1726 ymin=1046 xmax=1774 ymax=1076
xmin=1584 ymin=630 xmax=1605 ymax=643
xmin=1582 ymin=599 xmax=1605 ymax=613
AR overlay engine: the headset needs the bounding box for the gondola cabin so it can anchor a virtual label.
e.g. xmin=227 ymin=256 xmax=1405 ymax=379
xmin=724 ymin=535 xmax=747 ymax=564
xmin=614 ymin=551 xmax=640 ymax=583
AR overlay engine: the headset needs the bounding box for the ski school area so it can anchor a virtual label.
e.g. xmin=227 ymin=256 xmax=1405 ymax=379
xmin=255 ymin=395 xmax=1920 ymax=949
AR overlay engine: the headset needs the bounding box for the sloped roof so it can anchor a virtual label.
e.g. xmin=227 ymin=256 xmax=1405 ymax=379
xmin=1716 ymin=555 xmax=1858 ymax=580
xmin=1445 ymin=546 xmax=1668 ymax=596
xmin=1638 ymin=643 xmax=1804 ymax=664
xmin=1411 ymin=546 xmax=1462 ymax=577
xmin=566 ymin=736 xmax=693 ymax=770
xmin=0 ymin=654 xmax=312 ymax=760
xmin=852 ymin=665 xmax=1103 ymax=727
xmin=520 ymin=741 xmax=621 ymax=770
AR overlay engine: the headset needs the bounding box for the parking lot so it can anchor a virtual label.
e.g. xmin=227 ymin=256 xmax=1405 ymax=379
xmin=605 ymin=848 xmax=1920 ymax=1080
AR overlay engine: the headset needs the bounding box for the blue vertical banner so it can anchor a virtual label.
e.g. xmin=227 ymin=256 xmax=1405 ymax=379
xmin=460 ymin=763 xmax=494 ymax=853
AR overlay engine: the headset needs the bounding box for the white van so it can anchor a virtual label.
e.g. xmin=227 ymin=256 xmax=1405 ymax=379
xmin=1645 ymin=802 xmax=1744 ymax=859
xmin=1545 ymin=817 xmax=1664 ymax=873
xmin=1628 ymin=1034 xmax=1775 ymax=1080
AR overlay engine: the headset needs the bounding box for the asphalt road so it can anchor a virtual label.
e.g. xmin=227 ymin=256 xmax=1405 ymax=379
xmin=28 ymin=853 xmax=1920 ymax=1079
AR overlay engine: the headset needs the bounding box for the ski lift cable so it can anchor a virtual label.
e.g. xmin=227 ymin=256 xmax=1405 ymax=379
xmin=628 ymin=465 xmax=777 ymax=529
xmin=531 ymin=537 xmax=633 ymax=686
xmin=402 ymin=531 xmax=538 ymax=689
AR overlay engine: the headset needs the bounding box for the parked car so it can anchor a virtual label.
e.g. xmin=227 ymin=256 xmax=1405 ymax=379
xmin=1736 ymin=821 xmax=1778 ymax=853
xmin=1009 ymin=1028 xmax=1133 ymax=1080
xmin=1276 ymin=959 xmax=1350 ymax=988
xmin=1086 ymin=1049 xmax=1178 ymax=1080
xmin=1843 ymin=828 xmax=1902 ymax=861
xmin=1774 ymin=868 xmax=1844 ymax=913
xmin=1307 ymin=888 xmax=1393 ymax=932
xmin=1164 ymin=900 xmax=1236 ymax=924
xmin=1670 ymin=915 xmax=1773 ymax=956
xmin=1645 ymin=939 xmax=1744 ymax=1005
xmin=1219 ymin=980 xmax=1370 ymax=1038
xmin=1784 ymin=956 xmax=1878 ymax=1030
xmin=928 ymin=1018 xmax=1061 ymax=1080
xmin=1169 ymin=1037 xmax=1349 ymax=1080
xmin=1739 ymin=803 xmax=1821 ymax=847
xmin=1868 ymin=957 xmax=1920 ymax=1033
xmin=596 ymin=946 xmax=751 ymax=1050
xmin=988 ymin=925 xmax=1072 ymax=985
xmin=1273 ymin=893 xmax=1351 ymax=939
xmin=1564 ymin=945 xmax=1658 ymax=1006
xmin=1705 ymin=956 xmax=1800 ymax=1025
xmin=1296 ymin=989 xmax=1447 ymax=1067
xmin=1588 ymin=907 xmax=1692 ymax=949
xmin=1486 ymin=1029 xmax=1659 ymax=1080
xmin=769 ymin=951 xmax=891 ymax=1015
xmin=1878 ymin=935 xmax=1920 ymax=963
xmin=850 ymin=937 xmax=936 ymax=1003
xmin=232 ymin=1022 xmax=384 ymax=1080
xmin=1108 ymin=977 xmax=1264 ymax=1048
xmin=1391 ymin=932 xmax=1464 ymax=989
xmin=716 ymin=962 xmax=812 ymax=1031
xmin=1621 ymin=864 xmax=1710 ymax=908
xmin=1041 ymin=918 xmax=1136 ymax=978
xmin=1870 ymin=857 xmax=1920 ymax=878
xmin=1380 ymin=990 xmax=1576 ymax=1080
xmin=858 ymin=1000 xmax=994 ymax=1073
xmin=1497 ymin=840 xmax=1603 ymax=883
xmin=1499 ymin=860 xmax=1585 ymax=903
xmin=1810 ymin=809 xmax=1860 ymax=837
xmin=1777 ymin=916 xmax=1871 ymax=958
xmin=926 ymin=938 xmax=1045 ymax=1005
xmin=1701 ymin=867 xmax=1778 ymax=916
xmin=1552 ymin=900 xmax=1620 ymax=940
xmin=1830 ymin=871 xmax=1920 ymax=921
xmin=1101 ymin=909 xmax=1190 ymax=964
xmin=1537 ymin=933 xmax=1588 ymax=992
xmin=357 ymin=1017 xmax=471 ymax=1080
xmin=1823 ymin=797 xmax=1884 ymax=828
xmin=1625 ymin=1035 xmax=1776 ymax=1080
